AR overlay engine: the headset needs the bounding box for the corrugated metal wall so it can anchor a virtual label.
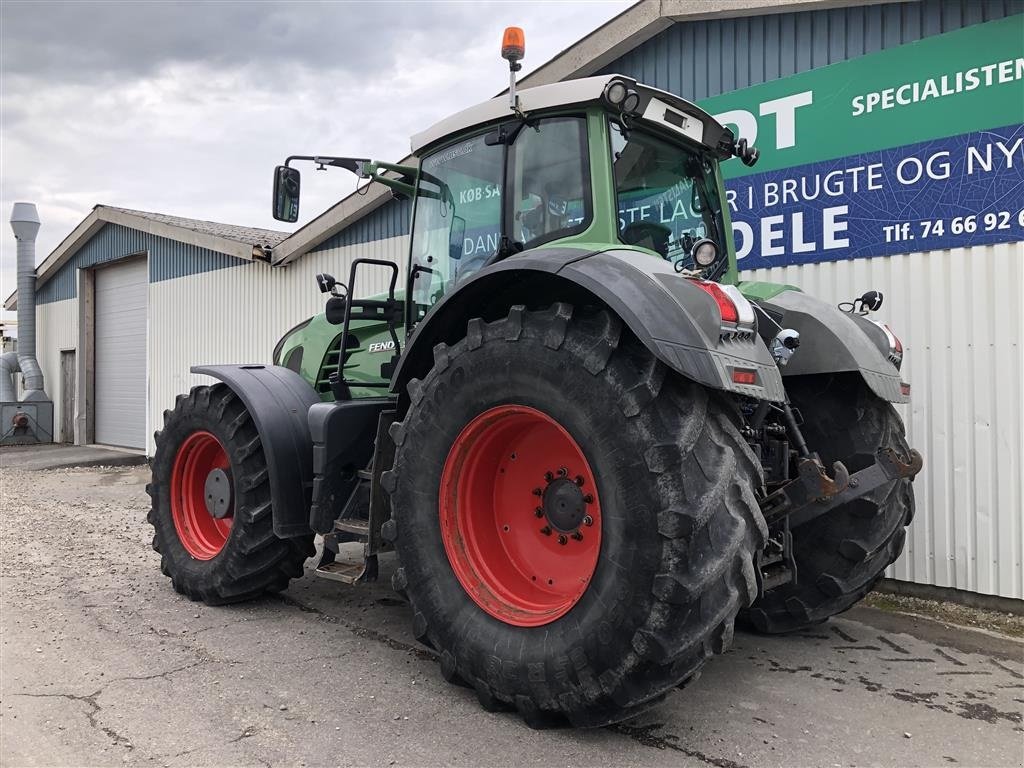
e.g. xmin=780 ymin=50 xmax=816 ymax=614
xmin=741 ymin=241 xmax=1024 ymax=600
xmin=36 ymin=223 xmax=245 ymax=304
xmin=599 ymin=0 xmax=1021 ymax=99
xmin=311 ymin=198 xmax=412 ymax=252
xmin=147 ymin=235 xmax=409 ymax=455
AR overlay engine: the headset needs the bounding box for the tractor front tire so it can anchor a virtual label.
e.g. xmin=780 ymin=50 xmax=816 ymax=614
xmin=745 ymin=375 xmax=915 ymax=633
xmin=147 ymin=384 xmax=314 ymax=605
xmin=384 ymin=304 xmax=767 ymax=727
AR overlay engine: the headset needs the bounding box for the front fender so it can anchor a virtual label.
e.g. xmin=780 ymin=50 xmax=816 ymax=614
xmin=758 ymin=291 xmax=908 ymax=403
xmin=192 ymin=364 xmax=320 ymax=538
xmin=392 ymin=247 xmax=785 ymax=402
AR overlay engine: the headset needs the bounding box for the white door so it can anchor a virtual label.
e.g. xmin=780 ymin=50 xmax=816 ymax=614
xmin=95 ymin=258 xmax=147 ymax=449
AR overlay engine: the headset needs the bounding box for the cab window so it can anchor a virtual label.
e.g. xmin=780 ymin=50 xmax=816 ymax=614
xmin=509 ymin=117 xmax=590 ymax=249
xmin=610 ymin=121 xmax=722 ymax=267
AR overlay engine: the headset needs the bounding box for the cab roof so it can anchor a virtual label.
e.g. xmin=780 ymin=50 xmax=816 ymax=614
xmin=410 ymin=73 xmax=734 ymax=158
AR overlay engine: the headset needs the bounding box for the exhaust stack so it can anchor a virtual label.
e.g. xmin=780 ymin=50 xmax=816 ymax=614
xmin=10 ymin=202 xmax=47 ymax=401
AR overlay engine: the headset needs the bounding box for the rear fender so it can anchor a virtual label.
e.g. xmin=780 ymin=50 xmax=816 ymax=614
xmin=192 ymin=364 xmax=320 ymax=538
xmin=758 ymin=291 xmax=908 ymax=403
xmin=391 ymin=247 xmax=786 ymax=403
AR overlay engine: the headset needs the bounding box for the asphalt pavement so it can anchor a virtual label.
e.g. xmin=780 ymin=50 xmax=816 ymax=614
xmin=1 ymin=464 xmax=1022 ymax=767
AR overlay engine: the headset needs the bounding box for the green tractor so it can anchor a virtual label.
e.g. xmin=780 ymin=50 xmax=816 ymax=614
xmin=149 ymin=31 xmax=921 ymax=728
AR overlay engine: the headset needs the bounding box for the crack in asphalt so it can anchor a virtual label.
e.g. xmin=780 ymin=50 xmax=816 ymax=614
xmin=13 ymin=690 xmax=133 ymax=751
xmin=115 ymin=659 xmax=208 ymax=682
xmin=271 ymin=593 xmax=437 ymax=662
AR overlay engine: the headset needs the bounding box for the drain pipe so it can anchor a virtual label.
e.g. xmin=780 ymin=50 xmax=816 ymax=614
xmin=10 ymin=202 xmax=47 ymax=402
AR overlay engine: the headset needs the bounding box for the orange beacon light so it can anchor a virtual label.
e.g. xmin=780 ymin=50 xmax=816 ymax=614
xmin=502 ymin=26 xmax=525 ymax=63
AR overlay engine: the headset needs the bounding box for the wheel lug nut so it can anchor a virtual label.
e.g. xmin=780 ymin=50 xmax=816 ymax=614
xmin=572 ymin=530 xmax=583 ymax=541
xmin=534 ymin=507 xmax=544 ymax=518
xmin=532 ymin=487 xmax=543 ymax=496
xmin=574 ymin=475 xmax=584 ymax=486
xmin=583 ymin=515 xmax=593 ymax=527
xmin=583 ymin=494 xmax=594 ymax=504
xmin=557 ymin=467 xmax=567 ymax=477
xmin=557 ymin=534 xmax=568 ymax=545
xmin=544 ymin=471 xmax=554 ymax=482
xmin=540 ymin=526 xmax=551 ymax=536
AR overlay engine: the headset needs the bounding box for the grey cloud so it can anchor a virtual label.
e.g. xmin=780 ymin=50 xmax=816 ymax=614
xmin=1 ymin=1 xmax=473 ymax=81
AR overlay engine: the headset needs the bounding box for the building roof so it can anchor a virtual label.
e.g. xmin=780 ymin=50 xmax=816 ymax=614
xmin=108 ymin=207 xmax=290 ymax=249
xmin=4 ymin=205 xmax=289 ymax=311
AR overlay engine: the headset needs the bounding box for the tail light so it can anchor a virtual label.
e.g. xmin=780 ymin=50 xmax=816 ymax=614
xmin=690 ymin=280 xmax=756 ymax=335
xmin=872 ymin=321 xmax=904 ymax=369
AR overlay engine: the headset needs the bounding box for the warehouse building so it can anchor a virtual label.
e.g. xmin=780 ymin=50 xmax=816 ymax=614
xmin=6 ymin=0 xmax=1022 ymax=602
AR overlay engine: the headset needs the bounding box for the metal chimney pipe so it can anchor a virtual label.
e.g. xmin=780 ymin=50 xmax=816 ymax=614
xmin=10 ymin=202 xmax=47 ymax=401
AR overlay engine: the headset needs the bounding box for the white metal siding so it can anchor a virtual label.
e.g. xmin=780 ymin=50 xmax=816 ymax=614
xmin=35 ymin=299 xmax=78 ymax=439
xmin=147 ymin=235 xmax=409 ymax=456
xmin=95 ymin=258 xmax=148 ymax=449
xmin=742 ymin=241 xmax=1024 ymax=600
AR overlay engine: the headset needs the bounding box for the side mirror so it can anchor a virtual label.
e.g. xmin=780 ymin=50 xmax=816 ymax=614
xmin=273 ymin=165 xmax=301 ymax=223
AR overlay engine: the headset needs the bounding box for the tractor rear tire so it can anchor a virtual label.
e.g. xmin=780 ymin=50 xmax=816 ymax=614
xmin=745 ymin=375 xmax=915 ymax=633
xmin=147 ymin=384 xmax=314 ymax=605
xmin=384 ymin=304 xmax=767 ymax=727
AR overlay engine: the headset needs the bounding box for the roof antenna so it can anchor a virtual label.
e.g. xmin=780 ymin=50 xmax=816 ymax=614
xmin=502 ymin=27 xmax=525 ymax=115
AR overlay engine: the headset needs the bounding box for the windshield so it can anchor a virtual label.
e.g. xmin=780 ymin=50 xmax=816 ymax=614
xmin=409 ymin=133 xmax=503 ymax=310
xmin=409 ymin=116 xmax=591 ymax=320
xmin=609 ymin=121 xmax=725 ymax=274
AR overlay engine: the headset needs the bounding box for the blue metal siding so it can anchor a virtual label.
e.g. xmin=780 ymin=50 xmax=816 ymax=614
xmin=599 ymin=0 xmax=1022 ymax=99
xmin=310 ymin=196 xmax=412 ymax=253
xmin=36 ymin=223 xmax=246 ymax=304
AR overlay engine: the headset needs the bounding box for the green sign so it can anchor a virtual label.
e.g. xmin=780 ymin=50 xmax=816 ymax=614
xmin=699 ymin=15 xmax=1024 ymax=177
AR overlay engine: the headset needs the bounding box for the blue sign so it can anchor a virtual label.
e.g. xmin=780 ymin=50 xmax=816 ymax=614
xmin=728 ymin=124 xmax=1024 ymax=269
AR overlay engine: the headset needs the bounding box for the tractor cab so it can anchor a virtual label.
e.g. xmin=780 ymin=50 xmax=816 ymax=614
xmin=402 ymin=74 xmax=748 ymax=321
xmin=271 ymin=63 xmax=760 ymax=342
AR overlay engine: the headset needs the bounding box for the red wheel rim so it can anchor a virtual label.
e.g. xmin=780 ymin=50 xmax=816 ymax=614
xmin=439 ymin=405 xmax=602 ymax=627
xmin=170 ymin=430 xmax=233 ymax=560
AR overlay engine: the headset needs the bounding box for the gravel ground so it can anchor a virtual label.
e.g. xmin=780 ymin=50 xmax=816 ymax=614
xmin=2 ymin=464 xmax=1023 ymax=768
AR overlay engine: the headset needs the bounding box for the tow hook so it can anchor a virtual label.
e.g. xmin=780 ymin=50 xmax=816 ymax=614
xmin=759 ymin=447 xmax=923 ymax=527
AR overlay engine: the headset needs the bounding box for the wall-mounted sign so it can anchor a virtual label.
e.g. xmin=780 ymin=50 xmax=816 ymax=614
xmin=697 ymin=15 xmax=1024 ymax=268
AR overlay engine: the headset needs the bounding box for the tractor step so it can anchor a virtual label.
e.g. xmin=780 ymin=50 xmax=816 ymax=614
xmin=315 ymin=555 xmax=378 ymax=584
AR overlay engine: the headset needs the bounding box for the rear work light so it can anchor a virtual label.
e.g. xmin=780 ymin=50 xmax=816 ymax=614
xmin=689 ymin=280 xmax=756 ymax=335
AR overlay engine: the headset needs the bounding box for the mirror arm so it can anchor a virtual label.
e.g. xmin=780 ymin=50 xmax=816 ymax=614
xmin=362 ymin=161 xmax=418 ymax=199
xmin=283 ymin=156 xmax=419 ymax=198
xmin=284 ymin=155 xmax=372 ymax=175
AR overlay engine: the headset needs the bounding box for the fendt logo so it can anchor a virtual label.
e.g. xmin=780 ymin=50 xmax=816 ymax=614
xmin=368 ymin=340 xmax=397 ymax=354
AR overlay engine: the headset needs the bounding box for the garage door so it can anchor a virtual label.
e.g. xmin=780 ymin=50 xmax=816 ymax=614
xmin=95 ymin=258 xmax=148 ymax=449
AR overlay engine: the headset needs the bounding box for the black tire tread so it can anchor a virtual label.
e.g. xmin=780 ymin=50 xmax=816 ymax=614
xmin=746 ymin=376 xmax=914 ymax=633
xmin=386 ymin=304 xmax=767 ymax=727
xmin=147 ymin=383 xmax=314 ymax=606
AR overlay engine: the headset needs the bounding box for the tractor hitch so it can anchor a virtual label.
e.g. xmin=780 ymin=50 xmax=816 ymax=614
xmin=759 ymin=447 xmax=923 ymax=528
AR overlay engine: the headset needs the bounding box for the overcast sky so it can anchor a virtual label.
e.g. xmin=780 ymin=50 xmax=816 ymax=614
xmin=0 ymin=0 xmax=633 ymax=317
